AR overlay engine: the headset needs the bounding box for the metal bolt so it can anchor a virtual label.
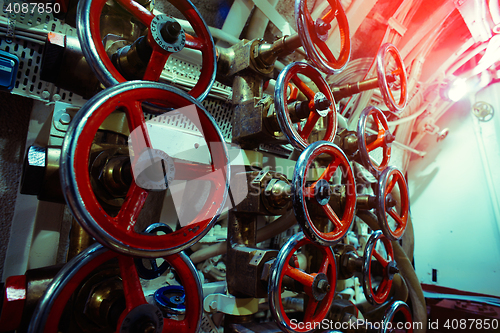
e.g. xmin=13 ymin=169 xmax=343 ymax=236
xmin=59 ymin=113 xmax=71 ymax=125
xmin=316 ymin=19 xmax=331 ymax=35
xmin=314 ymin=92 xmax=332 ymax=111
xmin=386 ymin=195 xmax=397 ymax=208
xmin=209 ymin=300 xmax=218 ymax=311
xmin=139 ymin=321 xmax=156 ymax=333
xmin=385 ymin=131 xmax=396 ymax=144
xmin=388 ymin=265 xmax=399 ymax=275
xmin=161 ymin=21 xmax=182 ymax=42
xmin=317 ymin=280 xmax=330 ymax=292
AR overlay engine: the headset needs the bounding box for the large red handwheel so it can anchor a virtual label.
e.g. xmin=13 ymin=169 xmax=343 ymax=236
xmin=377 ymin=167 xmax=409 ymax=241
xmin=295 ymin=0 xmax=350 ymax=74
xmin=292 ymin=141 xmax=356 ymax=246
xmin=357 ymin=106 xmax=393 ymax=174
xmin=60 ymin=81 xmax=229 ymax=257
xmin=377 ymin=43 xmax=408 ymax=113
xmin=362 ymin=230 xmax=397 ymax=305
xmin=27 ymin=244 xmax=202 ymax=333
xmin=275 ymin=62 xmax=337 ymax=151
xmin=381 ymin=301 xmax=413 ymax=333
xmin=268 ymin=232 xmax=336 ymax=333
xmin=77 ymin=0 xmax=216 ymax=101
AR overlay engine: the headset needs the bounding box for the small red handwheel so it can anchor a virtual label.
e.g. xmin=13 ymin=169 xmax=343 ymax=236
xmin=27 ymin=244 xmax=202 ymax=333
xmin=268 ymin=232 xmax=337 ymax=333
xmin=377 ymin=43 xmax=408 ymax=113
xmin=275 ymin=62 xmax=337 ymax=151
xmin=381 ymin=300 xmax=413 ymax=333
xmin=292 ymin=141 xmax=356 ymax=246
xmin=60 ymin=81 xmax=229 ymax=257
xmin=362 ymin=230 xmax=397 ymax=305
xmin=77 ymin=0 xmax=216 ymax=101
xmin=357 ymin=106 xmax=393 ymax=174
xmin=295 ymin=0 xmax=350 ymax=74
xmin=377 ymin=167 xmax=409 ymax=241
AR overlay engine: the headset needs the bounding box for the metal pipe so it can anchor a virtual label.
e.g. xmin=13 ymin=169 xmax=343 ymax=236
xmin=246 ymin=0 xmax=279 ymax=40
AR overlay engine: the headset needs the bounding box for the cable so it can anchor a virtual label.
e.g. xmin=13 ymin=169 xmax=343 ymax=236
xmin=357 ymin=211 xmax=427 ymax=333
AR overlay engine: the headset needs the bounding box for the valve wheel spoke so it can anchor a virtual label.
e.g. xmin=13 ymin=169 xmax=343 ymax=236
xmin=143 ymin=47 xmax=172 ymax=81
xmin=388 ymin=208 xmax=404 ymax=226
xmin=299 ymin=112 xmax=320 ymax=139
xmin=321 ymin=1 xmax=338 ymax=24
xmin=322 ymin=204 xmax=343 ymax=230
xmin=385 ymin=175 xmax=398 ymax=194
xmin=119 ymin=256 xmax=147 ymax=309
xmin=285 ymin=266 xmax=315 ymax=289
xmin=319 ymin=158 xmax=341 ymax=181
xmin=185 ymin=34 xmax=205 ymax=51
xmin=115 ymin=0 xmax=154 ymax=25
xmin=115 ymin=183 xmax=148 ymax=232
xmin=303 ymin=299 xmax=319 ymax=322
xmin=291 ymin=75 xmax=316 ymax=101
xmin=373 ymin=250 xmax=389 ymax=268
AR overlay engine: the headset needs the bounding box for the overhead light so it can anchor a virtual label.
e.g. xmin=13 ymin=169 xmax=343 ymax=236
xmin=446 ymin=78 xmax=468 ymax=101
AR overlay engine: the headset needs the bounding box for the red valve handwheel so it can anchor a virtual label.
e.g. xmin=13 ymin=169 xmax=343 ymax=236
xmin=377 ymin=167 xmax=409 ymax=241
xmin=269 ymin=232 xmax=336 ymax=333
xmin=292 ymin=141 xmax=356 ymax=246
xmin=295 ymin=0 xmax=350 ymax=74
xmin=275 ymin=62 xmax=337 ymax=151
xmin=362 ymin=230 xmax=396 ymax=305
xmin=60 ymin=81 xmax=229 ymax=257
xmin=377 ymin=43 xmax=408 ymax=113
xmin=28 ymin=244 xmax=202 ymax=333
xmin=77 ymin=0 xmax=216 ymax=101
xmin=381 ymin=301 xmax=413 ymax=333
xmin=357 ymin=106 xmax=392 ymax=174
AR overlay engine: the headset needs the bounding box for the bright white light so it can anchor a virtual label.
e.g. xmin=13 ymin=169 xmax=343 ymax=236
xmin=447 ymin=78 xmax=468 ymax=102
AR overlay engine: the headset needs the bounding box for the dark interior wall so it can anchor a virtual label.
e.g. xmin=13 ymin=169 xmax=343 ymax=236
xmin=0 ymin=91 xmax=32 ymax=279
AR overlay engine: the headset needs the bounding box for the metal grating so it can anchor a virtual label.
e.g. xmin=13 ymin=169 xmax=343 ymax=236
xmin=202 ymin=97 xmax=233 ymax=142
xmin=0 ymin=0 xmax=87 ymax=105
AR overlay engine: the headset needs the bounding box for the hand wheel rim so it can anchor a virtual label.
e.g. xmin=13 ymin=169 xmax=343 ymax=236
xmin=377 ymin=43 xmax=408 ymax=113
xmin=28 ymin=243 xmax=202 ymax=333
xmin=357 ymin=106 xmax=392 ymax=174
xmin=377 ymin=167 xmax=409 ymax=241
xmin=382 ymin=300 xmax=413 ymax=333
xmin=60 ymin=80 xmax=229 ymax=257
xmin=77 ymin=0 xmax=216 ymax=101
xmin=362 ymin=230 xmax=395 ymax=305
xmin=295 ymin=0 xmax=350 ymax=74
xmin=292 ymin=141 xmax=356 ymax=246
xmin=275 ymin=62 xmax=337 ymax=151
xmin=268 ymin=232 xmax=337 ymax=333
